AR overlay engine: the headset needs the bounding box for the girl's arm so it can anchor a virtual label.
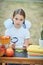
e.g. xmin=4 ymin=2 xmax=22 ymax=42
xmin=23 ymin=29 xmax=30 ymax=49
xmin=23 ymin=38 xmax=29 ymax=49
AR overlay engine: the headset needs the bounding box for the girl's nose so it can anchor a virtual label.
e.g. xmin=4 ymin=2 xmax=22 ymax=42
xmin=17 ymin=20 xmax=20 ymax=23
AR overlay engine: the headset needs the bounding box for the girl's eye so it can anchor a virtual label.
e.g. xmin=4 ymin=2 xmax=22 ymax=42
xmin=20 ymin=19 xmax=23 ymax=21
xmin=15 ymin=18 xmax=18 ymax=20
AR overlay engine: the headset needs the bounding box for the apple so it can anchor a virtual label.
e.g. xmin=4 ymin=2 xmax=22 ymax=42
xmin=0 ymin=45 xmax=6 ymax=57
xmin=6 ymin=47 xmax=14 ymax=57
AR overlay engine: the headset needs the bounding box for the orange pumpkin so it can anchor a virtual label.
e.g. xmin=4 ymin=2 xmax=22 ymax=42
xmin=0 ymin=35 xmax=10 ymax=44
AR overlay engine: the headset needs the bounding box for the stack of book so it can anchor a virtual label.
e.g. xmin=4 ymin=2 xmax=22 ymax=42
xmin=27 ymin=45 xmax=43 ymax=58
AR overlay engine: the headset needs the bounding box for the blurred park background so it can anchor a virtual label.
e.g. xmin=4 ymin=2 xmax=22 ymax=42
xmin=0 ymin=0 xmax=43 ymax=45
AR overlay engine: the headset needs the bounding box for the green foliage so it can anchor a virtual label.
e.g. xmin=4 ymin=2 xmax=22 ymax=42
xmin=41 ymin=25 xmax=43 ymax=40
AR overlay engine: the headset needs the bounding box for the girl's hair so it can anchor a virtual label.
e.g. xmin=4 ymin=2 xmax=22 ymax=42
xmin=13 ymin=9 xmax=26 ymax=19
xmin=12 ymin=9 xmax=26 ymax=28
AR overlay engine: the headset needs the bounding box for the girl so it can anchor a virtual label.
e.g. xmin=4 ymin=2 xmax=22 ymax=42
xmin=5 ymin=9 xmax=30 ymax=65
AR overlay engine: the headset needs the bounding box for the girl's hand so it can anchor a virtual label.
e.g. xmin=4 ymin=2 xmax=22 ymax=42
xmin=12 ymin=43 xmax=16 ymax=49
xmin=23 ymin=45 xmax=27 ymax=50
xmin=9 ymin=43 xmax=16 ymax=49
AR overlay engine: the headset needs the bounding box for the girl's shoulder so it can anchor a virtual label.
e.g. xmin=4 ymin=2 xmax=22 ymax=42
xmin=4 ymin=19 xmax=13 ymax=29
xmin=25 ymin=20 xmax=32 ymax=29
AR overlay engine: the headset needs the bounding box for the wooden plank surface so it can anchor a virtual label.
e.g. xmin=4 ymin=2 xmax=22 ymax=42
xmin=0 ymin=57 xmax=43 ymax=64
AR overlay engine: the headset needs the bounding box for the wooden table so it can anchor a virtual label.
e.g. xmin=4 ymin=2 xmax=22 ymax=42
xmin=0 ymin=48 xmax=43 ymax=65
xmin=0 ymin=57 xmax=43 ymax=65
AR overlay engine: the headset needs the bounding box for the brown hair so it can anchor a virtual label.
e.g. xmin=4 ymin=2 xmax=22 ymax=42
xmin=13 ymin=9 xmax=26 ymax=19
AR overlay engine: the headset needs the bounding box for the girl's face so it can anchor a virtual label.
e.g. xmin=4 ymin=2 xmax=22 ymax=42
xmin=13 ymin=14 xmax=25 ymax=28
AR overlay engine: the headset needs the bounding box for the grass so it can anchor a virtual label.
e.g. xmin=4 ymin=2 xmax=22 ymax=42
xmin=0 ymin=1 xmax=43 ymax=45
